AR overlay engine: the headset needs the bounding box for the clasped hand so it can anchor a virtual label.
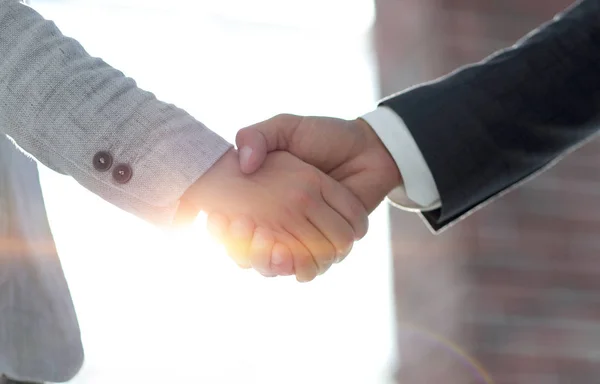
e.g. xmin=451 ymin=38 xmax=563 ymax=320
xmin=192 ymin=114 xmax=402 ymax=282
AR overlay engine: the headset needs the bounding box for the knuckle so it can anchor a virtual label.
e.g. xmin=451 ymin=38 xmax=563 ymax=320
xmin=299 ymin=169 xmax=321 ymax=189
xmin=287 ymin=188 xmax=316 ymax=210
xmin=273 ymin=113 xmax=300 ymax=125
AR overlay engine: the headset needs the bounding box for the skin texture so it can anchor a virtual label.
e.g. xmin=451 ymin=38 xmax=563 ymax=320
xmin=184 ymin=148 xmax=368 ymax=282
xmin=208 ymin=115 xmax=402 ymax=281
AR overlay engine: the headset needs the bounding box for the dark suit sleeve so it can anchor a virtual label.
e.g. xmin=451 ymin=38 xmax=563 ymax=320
xmin=380 ymin=0 xmax=600 ymax=232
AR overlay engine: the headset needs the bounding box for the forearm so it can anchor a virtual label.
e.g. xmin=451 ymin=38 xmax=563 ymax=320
xmin=0 ymin=0 xmax=231 ymax=225
xmin=381 ymin=0 xmax=600 ymax=229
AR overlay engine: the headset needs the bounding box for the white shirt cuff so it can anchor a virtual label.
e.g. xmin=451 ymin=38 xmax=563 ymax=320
xmin=361 ymin=106 xmax=441 ymax=212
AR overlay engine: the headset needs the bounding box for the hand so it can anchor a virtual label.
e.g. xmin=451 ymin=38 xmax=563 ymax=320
xmin=237 ymin=114 xmax=401 ymax=212
xmin=183 ymin=148 xmax=368 ymax=282
xmin=208 ymin=114 xmax=402 ymax=278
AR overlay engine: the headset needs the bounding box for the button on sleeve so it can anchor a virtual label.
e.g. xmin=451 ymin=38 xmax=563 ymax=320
xmin=112 ymin=164 xmax=133 ymax=184
xmin=92 ymin=151 xmax=113 ymax=172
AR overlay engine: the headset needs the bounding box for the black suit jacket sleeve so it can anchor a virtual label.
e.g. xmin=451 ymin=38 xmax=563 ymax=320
xmin=380 ymin=0 xmax=600 ymax=232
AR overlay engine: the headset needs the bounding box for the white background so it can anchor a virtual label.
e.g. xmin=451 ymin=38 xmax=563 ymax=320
xmin=31 ymin=1 xmax=398 ymax=383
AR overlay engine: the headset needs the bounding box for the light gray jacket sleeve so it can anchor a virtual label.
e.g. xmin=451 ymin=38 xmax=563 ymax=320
xmin=0 ymin=0 xmax=232 ymax=225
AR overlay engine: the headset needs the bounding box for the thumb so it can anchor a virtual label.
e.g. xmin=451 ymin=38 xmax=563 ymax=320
xmin=235 ymin=126 xmax=268 ymax=174
xmin=235 ymin=114 xmax=300 ymax=174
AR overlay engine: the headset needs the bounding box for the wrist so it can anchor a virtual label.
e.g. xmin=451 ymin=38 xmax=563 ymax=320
xmin=354 ymin=117 xmax=403 ymax=193
xmin=174 ymin=148 xmax=237 ymax=225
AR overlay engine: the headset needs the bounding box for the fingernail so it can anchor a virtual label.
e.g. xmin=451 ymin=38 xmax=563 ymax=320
xmin=239 ymin=146 xmax=253 ymax=168
xmin=337 ymin=242 xmax=353 ymax=262
xmin=271 ymin=248 xmax=285 ymax=266
xmin=237 ymin=262 xmax=252 ymax=270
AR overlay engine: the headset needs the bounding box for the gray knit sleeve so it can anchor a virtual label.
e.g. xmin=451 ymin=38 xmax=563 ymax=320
xmin=0 ymin=0 xmax=232 ymax=225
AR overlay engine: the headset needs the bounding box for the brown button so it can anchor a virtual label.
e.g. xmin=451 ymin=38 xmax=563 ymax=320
xmin=93 ymin=151 xmax=113 ymax=172
xmin=112 ymin=164 xmax=133 ymax=184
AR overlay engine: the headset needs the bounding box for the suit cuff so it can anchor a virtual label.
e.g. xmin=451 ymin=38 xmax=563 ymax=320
xmin=361 ymin=107 xmax=441 ymax=211
xmin=0 ymin=0 xmax=233 ymax=227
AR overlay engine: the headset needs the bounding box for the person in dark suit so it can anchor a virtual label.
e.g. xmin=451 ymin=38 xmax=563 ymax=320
xmin=207 ymin=0 xmax=600 ymax=277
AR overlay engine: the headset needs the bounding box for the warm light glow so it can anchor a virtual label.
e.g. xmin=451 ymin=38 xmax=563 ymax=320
xmin=33 ymin=0 xmax=396 ymax=383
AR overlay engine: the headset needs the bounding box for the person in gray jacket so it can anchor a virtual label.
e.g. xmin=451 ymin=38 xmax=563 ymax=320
xmin=0 ymin=1 xmax=368 ymax=383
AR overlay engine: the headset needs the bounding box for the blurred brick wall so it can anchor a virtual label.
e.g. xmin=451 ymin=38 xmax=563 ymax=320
xmin=372 ymin=1 xmax=600 ymax=383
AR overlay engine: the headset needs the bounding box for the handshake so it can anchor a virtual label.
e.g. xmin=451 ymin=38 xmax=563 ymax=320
xmin=181 ymin=114 xmax=403 ymax=282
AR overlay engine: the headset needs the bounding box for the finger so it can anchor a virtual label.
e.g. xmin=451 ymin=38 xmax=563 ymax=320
xmin=225 ymin=216 xmax=254 ymax=269
xmin=237 ymin=134 xmax=267 ymax=175
xmin=235 ymin=114 xmax=302 ymax=174
xmin=283 ymin=219 xmax=336 ymax=277
xmin=206 ymin=212 xmax=229 ymax=242
xmin=320 ymin=175 xmax=369 ymax=240
xmin=271 ymin=243 xmax=294 ymax=276
xmin=248 ymin=227 xmax=276 ymax=276
xmin=306 ymin=201 xmax=355 ymax=263
xmin=335 ymin=241 xmax=353 ymax=264
xmin=274 ymin=231 xmax=318 ymax=283
xmin=249 ymin=229 xmax=294 ymax=277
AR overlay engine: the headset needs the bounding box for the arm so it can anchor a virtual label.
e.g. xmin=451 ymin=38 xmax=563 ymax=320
xmin=0 ymin=0 xmax=231 ymax=225
xmin=379 ymin=0 xmax=600 ymax=231
xmin=0 ymin=1 xmax=368 ymax=281
xmin=228 ymin=0 xmax=600 ymax=234
xmin=216 ymin=1 xmax=599 ymax=272
xmin=361 ymin=107 xmax=440 ymax=212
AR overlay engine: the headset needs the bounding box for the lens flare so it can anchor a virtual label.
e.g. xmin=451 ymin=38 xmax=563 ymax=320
xmin=398 ymin=322 xmax=495 ymax=384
